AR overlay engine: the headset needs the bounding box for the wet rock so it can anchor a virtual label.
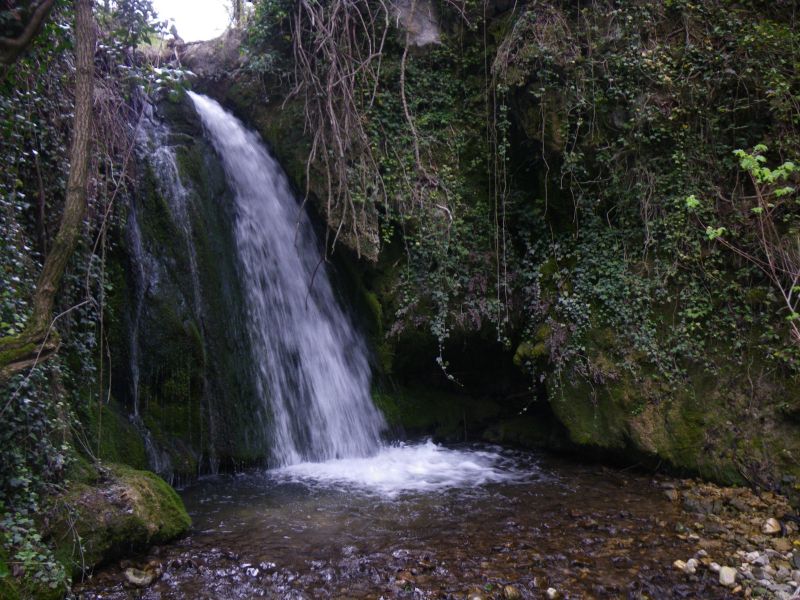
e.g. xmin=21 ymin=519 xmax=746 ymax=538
xmin=751 ymin=554 xmax=770 ymax=567
xmin=763 ymin=518 xmax=782 ymax=535
xmin=124 ymin=567 xmax=155 ymax=587
xmin=728 ymin=496 xmax=750 ymax=513
xmin=503 ymin=584 xmax=522 ymax=600
xmin=719 ymin=566 xmax=737 ymax=587
xmin=685 ymin=558 xmax=699 ymax=574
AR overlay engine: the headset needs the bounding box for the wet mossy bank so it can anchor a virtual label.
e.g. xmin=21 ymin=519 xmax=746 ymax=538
xmin=102 ymin=95 xmax=271 ymax=485
xmin=0 ymin=461 xmax=190 ymax=600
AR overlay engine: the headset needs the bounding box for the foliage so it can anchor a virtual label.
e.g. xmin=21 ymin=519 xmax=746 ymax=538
xmin=0 ymin=0 xmax=177 ymax=590
xmin=0 ymin=370 xmax=70 ymax=592
xmin=244 ymin=0 xmax=800 ymax=397
xmin=489 ymin=0 xmax=800 ymax=383
xmin=693 ymin=145 xmax=800 ymax=343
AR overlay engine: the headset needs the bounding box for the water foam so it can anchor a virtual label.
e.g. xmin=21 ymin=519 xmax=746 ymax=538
xmin=271 ymin=440 xmax=522 ymax=497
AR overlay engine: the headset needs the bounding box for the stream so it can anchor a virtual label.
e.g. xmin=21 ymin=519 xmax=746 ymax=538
xmin=72 ymin=94 xmax=738 ymax=599
xmin=74 ymin=441 xmax=730 ymax=599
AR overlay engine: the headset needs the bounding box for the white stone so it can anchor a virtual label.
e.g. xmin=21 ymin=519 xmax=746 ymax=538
xmin=685 ymin=558 xmax=698 ymax=574
xmin=709 ymin=562 xmax=721 ymax=573
xmin=546 ymin=588 xmax=559 ymax=600
xmin=746 ymin=551 xmax=761 ymax=563
xmin=719 ymin=566 xmax=737 ymax=587
xmin=763 ymin=518 xmax=782 ymax=535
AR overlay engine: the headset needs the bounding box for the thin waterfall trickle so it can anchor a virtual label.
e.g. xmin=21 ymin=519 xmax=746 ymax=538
xmin=188 ymin=92 xmax=386 ymax=466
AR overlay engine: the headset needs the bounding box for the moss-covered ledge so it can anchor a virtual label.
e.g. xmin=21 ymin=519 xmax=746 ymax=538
xmin=47 ymin=463 xmax=190 ymax=578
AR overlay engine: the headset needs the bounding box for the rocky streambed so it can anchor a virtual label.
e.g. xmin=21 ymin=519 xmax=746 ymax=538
xmin=665 ymin=479 xmax=800 ymax=599
xmin=73 ymin=445 xmax=799 ymax=599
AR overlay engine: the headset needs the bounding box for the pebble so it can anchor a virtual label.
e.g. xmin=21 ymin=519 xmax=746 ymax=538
xmin=752 ymin=554 xmax=770 ymax=567
xmin=763 ymin=518 xmax=782 ymax=535
xmin=124 ymin=567 xmax=154 ymax=587
xmin=685 ymin=558 xmax=698 ymax=574
xmin=503 ymin=585 xmax=522 ymax=600
xmin=673 ymin=559 xmax=687 ymax=572
xmin=719 ymin=566 xmax=737 ymax=587
xmin=745 ymin=551 xmax=761 ymax=563
xmin=545 ymin=588 xmax=560 ymax=600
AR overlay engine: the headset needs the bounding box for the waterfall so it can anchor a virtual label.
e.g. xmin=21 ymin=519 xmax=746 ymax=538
xmin=188 ymin=92 xmax=386 ymax=466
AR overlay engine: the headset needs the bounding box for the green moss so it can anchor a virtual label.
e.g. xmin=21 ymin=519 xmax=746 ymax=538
xmin=109 ymin=465 xmax=191 ymax=540
xmin=550 ymin=374 xmax=628 ymax=448
xmin=77 ymin=399 xmax=148 ymax=469
xmin=376 ymin=386 xmax=502 ymax=441
xmin=0 ymin=340 xmax=36 ymax=367
xmin=50 ymin=463 xmax=190 ymax=576
xmin=372 ymin=390 xmax=402 ymax=426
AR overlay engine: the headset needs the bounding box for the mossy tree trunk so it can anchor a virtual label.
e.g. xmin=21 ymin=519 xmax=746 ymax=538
xmin=0 ymin=0 xmax=95 ymax=382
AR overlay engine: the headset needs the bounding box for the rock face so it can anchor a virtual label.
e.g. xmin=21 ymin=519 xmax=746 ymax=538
xmin=105 ymin=94 xmax=269 ymax=483
xmin=47 ymin=464 xmax=191 ymax=576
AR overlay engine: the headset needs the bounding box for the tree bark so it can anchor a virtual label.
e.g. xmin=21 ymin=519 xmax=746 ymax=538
xmin=0 ymin=0 xmax=95 ymax=382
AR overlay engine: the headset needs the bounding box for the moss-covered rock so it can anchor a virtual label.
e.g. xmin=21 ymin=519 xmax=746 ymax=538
xmin=48 ymin=463 xmax=190 ymax=577
xmin=542 ymin=324 xmax=800 ymax=495
xmin=76 ymin=399 xmax=148 ymax=470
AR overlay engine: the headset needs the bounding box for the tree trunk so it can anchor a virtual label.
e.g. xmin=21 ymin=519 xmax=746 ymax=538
xmin=0 ymin=0 xmax=95 ymax=382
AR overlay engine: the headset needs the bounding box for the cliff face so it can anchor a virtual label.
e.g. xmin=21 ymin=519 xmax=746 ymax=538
xmin=102 ymin=96 xmax=269 ymax=484
xmin=174 ymin=0 xmax=800 ymax=500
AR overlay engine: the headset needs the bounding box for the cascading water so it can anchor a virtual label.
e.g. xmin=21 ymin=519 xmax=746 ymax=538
xmin=188 ymin=92 xmax=386 ymax=466
xmin=188 ymin=93 xmax=520 ymax=493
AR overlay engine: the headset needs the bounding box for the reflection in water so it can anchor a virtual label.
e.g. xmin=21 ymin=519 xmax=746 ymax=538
xmin=76 ymin=445 xmax=731 ymax=599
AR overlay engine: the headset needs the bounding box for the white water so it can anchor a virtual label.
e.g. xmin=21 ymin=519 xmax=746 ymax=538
xmin=189 ymin=92 xmax=386 ymax=466
xmin=272 ymin=440 xmax=523 ymax=497
xmin=188 ymin=93 xmax=524 ymax=492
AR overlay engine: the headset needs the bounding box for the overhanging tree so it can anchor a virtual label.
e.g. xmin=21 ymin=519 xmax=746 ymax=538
xmin=0 ymin=0 xmax=95 ymax=381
